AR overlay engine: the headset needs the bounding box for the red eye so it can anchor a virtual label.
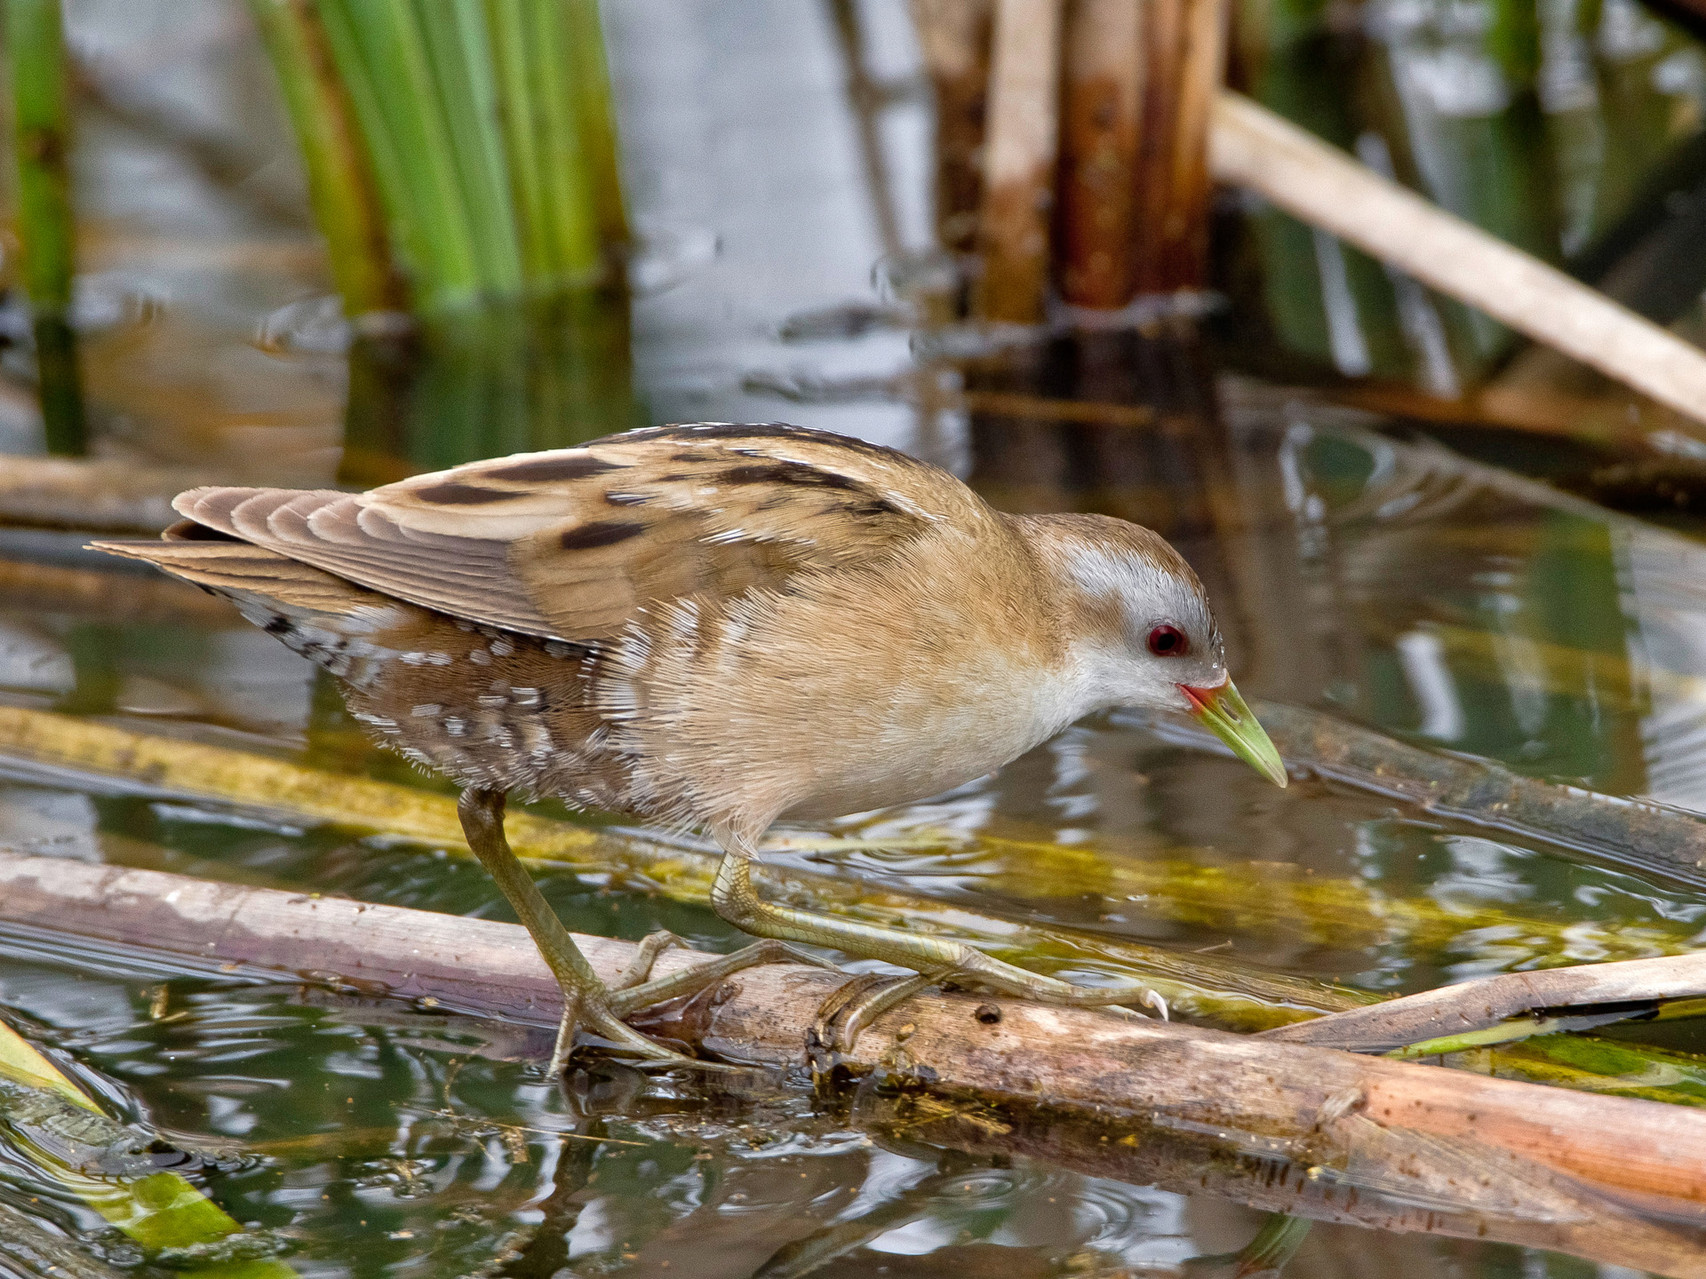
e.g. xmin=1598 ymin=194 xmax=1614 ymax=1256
xmin=1147 ymin=625 xmax=1188 ymax=657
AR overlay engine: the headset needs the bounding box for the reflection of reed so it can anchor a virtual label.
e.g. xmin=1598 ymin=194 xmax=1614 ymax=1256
xmin=338 ymin=294 xmax=636 ymax=484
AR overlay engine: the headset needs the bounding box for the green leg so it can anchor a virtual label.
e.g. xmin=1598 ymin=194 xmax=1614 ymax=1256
xmin=457 ymin=790 xmax=822 ymax=1070
xmin=709 ymin=846 xmax=1168 ymax=1019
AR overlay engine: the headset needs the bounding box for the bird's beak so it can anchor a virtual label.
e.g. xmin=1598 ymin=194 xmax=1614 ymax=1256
xmin=1178 ymin=678 xmax=1288 ymax=787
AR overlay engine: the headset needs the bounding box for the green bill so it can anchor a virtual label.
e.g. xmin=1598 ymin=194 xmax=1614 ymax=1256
xmin=1181 ymin=678 xmax=1288 ymax=787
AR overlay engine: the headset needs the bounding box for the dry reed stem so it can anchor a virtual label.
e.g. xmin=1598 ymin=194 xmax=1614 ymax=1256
xmin=1209 ymin=92 xmax=1706 ymax=431
xmin=2 ymin=851 xmax=1706 ymax=1274
xmin=1144 ymin=0 xmax=1225 ymax=289
xmin=1130 ymin=0 xmax=1180 ymax=291
xmin=977 ymin=0 xmax=1064 ymax=322
xmin=0 ymin=457 xmax=203 ymax=532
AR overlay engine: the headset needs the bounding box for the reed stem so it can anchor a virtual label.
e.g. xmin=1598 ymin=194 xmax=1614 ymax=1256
xmin=530 ymin=0 xmax=603 ymax=288
xmin=251 ymin=0 xmax=627 ymax=313
xmin=315 ymin=0 xmax=482 ymax=310
xmin=247 ymin=0 xmax=404 ymax=315
xmin=563 ymin=0 xmax=626 ymax=249
xmin=1058 ymin=0 xmax=1144 ymax=307
xmin=2 ymin=0 xmax=84 ymax=454
xmin=977 ymin=0 xmax=1063 ymax=322
xmin=414 ymin=0 xmax=524 ymax=294
xmin=910 ymin=0 xmax=993 ymax=257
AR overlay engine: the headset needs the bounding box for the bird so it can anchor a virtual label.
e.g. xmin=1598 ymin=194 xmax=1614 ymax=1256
xmin=95 ymin=422 xmax=1285 ymax=1069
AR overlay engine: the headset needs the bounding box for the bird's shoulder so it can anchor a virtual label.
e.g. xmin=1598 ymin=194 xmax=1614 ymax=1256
xmin=171 ymin=423 xmax=990 ymax=641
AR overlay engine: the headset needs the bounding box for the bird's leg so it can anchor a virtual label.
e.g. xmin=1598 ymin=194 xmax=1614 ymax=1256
xmin=458 ymin=788 xmax=696 ymax=1070
xmin=709 ymin=841 xmax=1169 ymax=1021
xmin=457 ymin=790 xmax=829 ymax=1070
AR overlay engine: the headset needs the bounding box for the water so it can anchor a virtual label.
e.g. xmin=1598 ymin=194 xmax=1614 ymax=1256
xmin=3 ymin=0 xmax=1706 ymax=1275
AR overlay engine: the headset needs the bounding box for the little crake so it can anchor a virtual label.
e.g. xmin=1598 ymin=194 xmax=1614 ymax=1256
xmin=98 ymin=423 xmax=1285 ymax=1067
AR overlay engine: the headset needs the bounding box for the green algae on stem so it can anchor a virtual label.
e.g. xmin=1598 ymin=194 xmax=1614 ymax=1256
xmin=2 ymin=0 xmax=85 ymax=454
xmin=0 ymin=1018 xmax=296 ymax=1275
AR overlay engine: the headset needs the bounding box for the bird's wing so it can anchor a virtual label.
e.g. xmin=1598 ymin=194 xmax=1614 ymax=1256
xmin=171 ymin=424 xmax=980 ymax=641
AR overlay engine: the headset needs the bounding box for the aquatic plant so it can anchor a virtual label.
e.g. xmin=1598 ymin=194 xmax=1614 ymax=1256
xmin=250 ymin=0 xmax=626 ymax=316
xmin=1 ymin=0 xmax=84 ymax=454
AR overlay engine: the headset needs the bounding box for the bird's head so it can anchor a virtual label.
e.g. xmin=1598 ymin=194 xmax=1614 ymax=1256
xmin=1025 ymin=513 xmax=1287 ymax=788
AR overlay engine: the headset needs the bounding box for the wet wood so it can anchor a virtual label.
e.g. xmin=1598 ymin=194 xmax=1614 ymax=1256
xmin=1057 ymin=0 xmax=1143 ymax=307
xmin=1209 ymin=92 xmax=1706 ymax=431
xmin=2 ymin=850 xmax=1705 ymax=1275
xmin=977 ymin=0 xmax=1063 ymax=322
xmin=0 ymin=456 xmax=203 ymax=532
xmin=1267 ymin=952 xmax=1706 ymax=1053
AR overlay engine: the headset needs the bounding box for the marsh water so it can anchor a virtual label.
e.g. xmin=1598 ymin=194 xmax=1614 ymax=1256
xmin=6 ymin=0 xmax=1706 ymax=1275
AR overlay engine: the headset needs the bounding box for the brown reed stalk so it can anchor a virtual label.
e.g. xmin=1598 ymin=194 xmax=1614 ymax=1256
xmin=911 ymin=0 xmax=994 ymax=256
xmin=976 ymin=0 xmax=1064 ymax=322
xmin=1056 ymin=0 xmax=1144 ymax=307
xmin=1133 ymin=0 xmax=1227 ymax=291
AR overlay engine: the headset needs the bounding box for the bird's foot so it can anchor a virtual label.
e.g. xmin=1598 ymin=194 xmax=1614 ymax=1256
xmin=458 ymin=790 xmax=823 ymax=1073
xmin=603 ymin=935 xmax=836 ymax=1018
xmin=943 ymin=945 xmax=1170 ymax=1020
xmin=545 ymin=933 xmax=837 ymax=1073
xmin=711 ymin=852 xmax=1168 ymax=1055
xmin=807 ymin=953 xmax=1166 ymax=1057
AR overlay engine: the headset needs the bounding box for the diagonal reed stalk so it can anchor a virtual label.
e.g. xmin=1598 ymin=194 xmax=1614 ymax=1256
xmin=3 ymin=0 xmax=85 ymax=454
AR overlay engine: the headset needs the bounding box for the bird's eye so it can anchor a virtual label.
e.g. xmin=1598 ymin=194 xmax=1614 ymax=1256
xmin=1147 ymin=625 xmax=1188 ymax=657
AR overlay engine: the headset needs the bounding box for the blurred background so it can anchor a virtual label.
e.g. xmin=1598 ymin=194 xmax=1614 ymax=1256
xmin=1 ymin=0 xmax=1706 ymax=1275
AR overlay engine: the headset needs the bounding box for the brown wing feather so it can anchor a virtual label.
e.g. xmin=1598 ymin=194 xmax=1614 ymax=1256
xmin=168 ymin=424 xmax=977 ymax=641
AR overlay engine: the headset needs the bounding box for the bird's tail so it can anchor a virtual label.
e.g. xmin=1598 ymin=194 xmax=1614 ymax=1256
xmin=91 ymin=524 xmax=404 ymax=688
xmin=92 ymin=521 xmax=380 ymax=617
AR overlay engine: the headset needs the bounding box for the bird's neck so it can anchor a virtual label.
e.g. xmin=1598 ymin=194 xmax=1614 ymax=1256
xmin=1001 ymin=513 xmax=1140 ymax=721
